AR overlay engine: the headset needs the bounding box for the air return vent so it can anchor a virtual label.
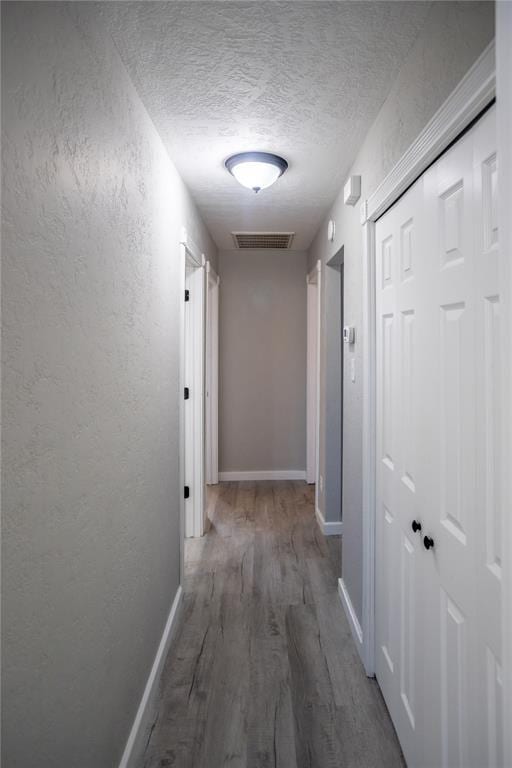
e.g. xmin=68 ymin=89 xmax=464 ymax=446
xmin=232 ymin=232 xmax=295 ymax=250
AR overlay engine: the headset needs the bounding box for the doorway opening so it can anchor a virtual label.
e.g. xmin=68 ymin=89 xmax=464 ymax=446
xmin=323 ymin=246 xmax=344 ymax=529
xmin=306 ymin=261 xmax=321 ymax=504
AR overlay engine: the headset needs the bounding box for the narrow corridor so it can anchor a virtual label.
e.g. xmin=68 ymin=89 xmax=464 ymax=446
xmin=3 ymin=4 xmax=511 ymax=766
xmin=142 ymin=482 xmax=404 ymax=768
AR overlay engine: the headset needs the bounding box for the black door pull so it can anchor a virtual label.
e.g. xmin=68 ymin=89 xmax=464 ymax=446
xmin=411 ymin=520 xmax=422 ymax=534
xmin=423 ymin=535 xmax=434 ymax=551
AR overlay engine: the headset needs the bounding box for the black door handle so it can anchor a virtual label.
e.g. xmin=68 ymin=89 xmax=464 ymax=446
xmin=423 ymin=536 xmax=434 ymax=551
xmin=411 ymin=520 xmax=422 ymax=534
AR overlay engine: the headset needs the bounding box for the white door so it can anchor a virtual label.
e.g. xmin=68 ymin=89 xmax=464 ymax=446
xmin=205 ymin=264 xmax=219 ymax=486
xmin=184 ymin=261 xmax=206 ymax=538
xmin=375 ymin=106 xmax=503 ymax=767
xmin=375 ymin=174 xmax=426 ymax=766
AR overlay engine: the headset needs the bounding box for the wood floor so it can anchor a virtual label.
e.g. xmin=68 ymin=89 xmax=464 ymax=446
xmin=141 ymin=481 xmax=404 ymax=768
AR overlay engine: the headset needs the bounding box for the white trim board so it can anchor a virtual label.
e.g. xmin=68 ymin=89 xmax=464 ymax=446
xmin=338 ymin=578 xmax=364 ymax=655
xmin=118 ymin=586 xmax=183 ymax=768
xmin=358 ymin=40 xmax=496 ymax=679
xmin=219 ymin=470 xmax=306 ymax=482
xmin=364 ymin=41 xmax=495 ymax=223
xmin=179 ymin=227 xmax=204 ymax=267
xmin=315 ymin=506 xmax=343 ymax=536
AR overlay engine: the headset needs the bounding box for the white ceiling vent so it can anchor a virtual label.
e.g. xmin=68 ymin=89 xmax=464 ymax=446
xmin=232 ymin=232 xmax=295 ymax=250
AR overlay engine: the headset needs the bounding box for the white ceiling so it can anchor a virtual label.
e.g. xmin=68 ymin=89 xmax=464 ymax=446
xmin=106 ymin=1 xmax=431 ymax=250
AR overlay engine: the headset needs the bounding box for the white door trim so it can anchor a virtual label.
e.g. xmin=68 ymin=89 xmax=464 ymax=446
xmin=360 ymin=219 xmax=376 ymax=675
xmin=205 ymin=261 xmax=219 ymax=486
xmin=497 ymin=8 xmax=512 ymax=765
xmin=363 ymin=41 xmax=496 ymax=224
xmin=307 ymin=261 xmax=322 ymax=508
xmin=180 ymin=227 xmax=203 ymax=269
xmin=359 ymin=41 xmax=496 ymax=677
xmin=179 ymin=229 xmax=206 ymax=555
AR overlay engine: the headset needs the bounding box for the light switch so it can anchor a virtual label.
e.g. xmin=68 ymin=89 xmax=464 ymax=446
xmin=350 ymin=358 xmax=356 ymax=382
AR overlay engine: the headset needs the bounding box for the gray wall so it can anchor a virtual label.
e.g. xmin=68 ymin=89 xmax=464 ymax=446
xmin=1 ymin=3 xmax=217 ymax=766
xmin=219 ymin=249 xmax=307 ymax=473
xmin=308 ymin=0 xmax=495 ymax=624
xmin=322 ymin=255 xmax=344 ymax=523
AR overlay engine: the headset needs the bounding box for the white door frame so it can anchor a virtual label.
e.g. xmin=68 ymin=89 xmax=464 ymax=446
xmin=205 ymin=261 xmax=219 ymax=486
xmin=358 ymin=42 xmax=497 ymax=677
xmin=497 ymin=7 xmax=512 ymax=765
xmin=179 ymin=229 xmax=206 ymax=558
xmin=307 ymin=261 xmax=321 ymax=506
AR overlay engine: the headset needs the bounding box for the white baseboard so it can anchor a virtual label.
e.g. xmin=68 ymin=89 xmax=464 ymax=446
xmin=119 ymin=586 xmax=184 ymax=768
xmin=315 ymin=505 xmax=343 ymax=536
xmin=338 ymin=577 xmax=364 ymax=662
xmin=219 ymin=470 xmax=306 ymax=481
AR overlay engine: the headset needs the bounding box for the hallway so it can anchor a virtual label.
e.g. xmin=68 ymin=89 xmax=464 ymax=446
xmin=142 ymin=482 xmax=403 ymax=768
xmin=3 ymin=3 xmax=511 ymax=766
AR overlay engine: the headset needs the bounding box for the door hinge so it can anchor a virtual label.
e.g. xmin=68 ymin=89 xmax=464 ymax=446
xmin=184 ymin=485 xmax=190 ymax=499
xmin=185 ymin=289 xmax=190 ymax=302
xmin=184 ymin=387 xmax=190 ymax=400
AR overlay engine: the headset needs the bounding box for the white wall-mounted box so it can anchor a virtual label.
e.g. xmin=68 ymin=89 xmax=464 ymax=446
xmin=343 ymin=325 xmax=355 ymax=344
xmin=344 ymin=175 xmax=361 ymax=206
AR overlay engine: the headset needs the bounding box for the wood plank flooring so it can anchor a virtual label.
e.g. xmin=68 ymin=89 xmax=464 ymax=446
xmin=141 ymin=481 xmax=404 ymax=768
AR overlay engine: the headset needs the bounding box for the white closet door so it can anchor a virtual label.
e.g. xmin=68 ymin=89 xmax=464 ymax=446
xmin=421 ymin=117 xmax=479 ymax=768
xmin=375 ymin=106 xmax=502 ymax=768
xmin=375 ymin=177 xmax=426 ymax=767
xmin=473 ymin=109 xmax=503 ymax=768
xmin=421 ymin=105 xmax=502 ymax=768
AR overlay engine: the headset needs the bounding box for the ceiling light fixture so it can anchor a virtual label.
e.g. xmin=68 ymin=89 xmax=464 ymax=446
xmin=225 ymin=151 xmax=288 ymax=193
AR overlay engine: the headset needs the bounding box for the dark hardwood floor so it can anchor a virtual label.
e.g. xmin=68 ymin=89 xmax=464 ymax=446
xmin=141 ymin=481 xmax=404 ymax=768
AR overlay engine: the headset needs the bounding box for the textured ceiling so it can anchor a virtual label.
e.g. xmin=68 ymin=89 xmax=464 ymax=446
xmin=105 ymin=1 xmax=431 ymax=250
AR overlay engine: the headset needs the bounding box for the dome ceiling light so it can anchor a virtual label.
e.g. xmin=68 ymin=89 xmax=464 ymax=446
xmin=224 ymin=152 xmax=288 ymax=194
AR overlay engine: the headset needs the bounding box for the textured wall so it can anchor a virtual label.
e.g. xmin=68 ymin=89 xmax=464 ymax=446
xmin=1 ymin=3 xmax=216 ymax=766
xmin=308 ymin=0 xmax=495 ymax=623
xmin=105 ymin=1 xmax=431 ymax=250
xmin=218 ymin=250 xmax=307 ymax=473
